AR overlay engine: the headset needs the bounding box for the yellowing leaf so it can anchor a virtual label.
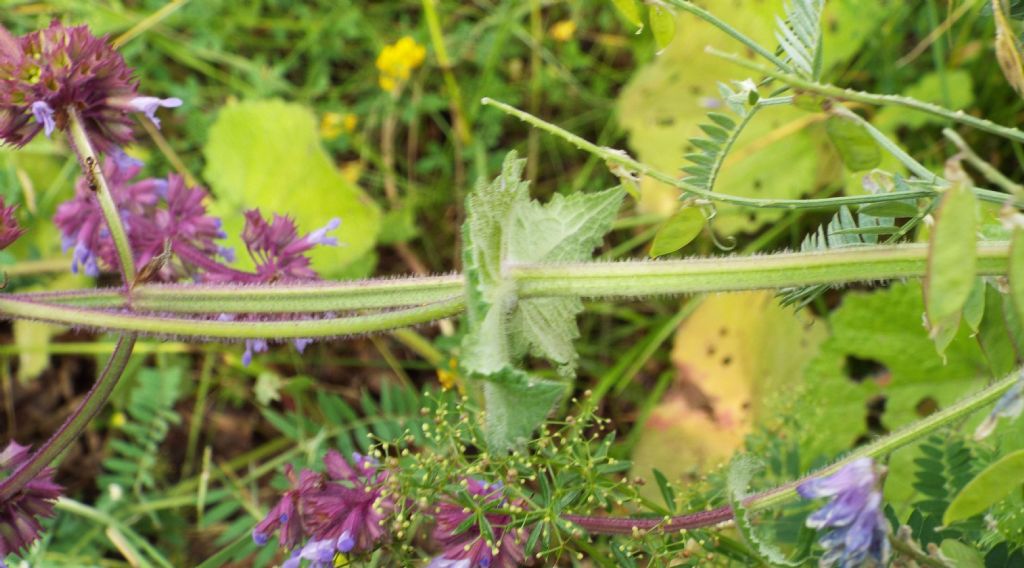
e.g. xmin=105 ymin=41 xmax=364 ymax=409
xmin=630 ymin=292 xmax=825 ymax=489
xmin=204 ymin=100 xmax=381 ymax=277
xmin=944 ymin=449 xmax=1024 ymax=525
xmin=925 ymin=181 xmax=978 ymax=353
xmin=649 ymin=207 xmax=703 ymax=256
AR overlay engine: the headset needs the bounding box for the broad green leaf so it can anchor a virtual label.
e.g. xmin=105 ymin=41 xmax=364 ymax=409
xmin=649 ymin=207 xmax=704 ymax=257
xmin=944 ymin=449 xmax=1024 ymax=525
xmin=203 ymin=100 xmax=381 ymax=277
xmin=648 ymin=6 xmax=676 ymax=49
xmin=727 ymin=455 xmax=802 ymax=567
xmin=940 ymin=540 xmax=985 ymax=568
xmin=925 ymin=182 xmax=978 ymax=354
xmin=1010 ymin=228 xmax=1024 ymax=326
xmin=825 ymin=115 xmax=881 ymax=171
xmin=798 ymin=282 xmax=993 ymax=506
xmin=611 ymin=0 xmax=644 ymax=29
xmin=478 ymin=367 xmax=567 ymax=453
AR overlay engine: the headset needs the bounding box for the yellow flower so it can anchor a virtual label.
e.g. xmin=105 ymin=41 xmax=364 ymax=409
xmin=549 ymin=19 xmax=577 ymax=42
xmin=320 ymin=112 xmax=358 ymax=140
xmin=436 ymin=357 xmax=460 ymax=391
xmin=376 ymin=36 xmax=426 ymax=92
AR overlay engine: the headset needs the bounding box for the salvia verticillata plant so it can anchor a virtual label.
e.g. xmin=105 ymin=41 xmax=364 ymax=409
xmin=3 ymin=1 xmax=1024 ymax=566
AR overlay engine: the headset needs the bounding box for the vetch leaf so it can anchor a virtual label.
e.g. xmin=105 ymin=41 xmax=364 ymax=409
xmin=858 ymin=199 xmax=920 ymax=218
xmin=1009 ymin=227 xmax=1024 ymax=327
xmin=943 ymin=449 xmax=1024 ymax=525
xmin=993 ymin=0 xmax=1024 ymax=97
xmin=825 ymin=114 xmax=881 ymax=171
xmin=649 ymin=207 xmax=704 ymax=256
xmin=727 ymin=455 xmax=802 ymax=567
xmin=963 ymin=278 xmax=987 ymax=334
xmin=925 ymin=181 xmax=978 ymax=354
xmin=204 ymin=99 xmax=381 ymax=276
xmin=611 ymin=0 xmax=644 ymax=29
xmin=940 ymin=540 xmax=985 ymax=568
xmin=648 ymin=6 xmax=676 ymax=50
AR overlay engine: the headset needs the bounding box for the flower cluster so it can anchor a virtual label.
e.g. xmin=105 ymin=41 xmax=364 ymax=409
xmin=0 ymin=197 xmax=24 ymax=251
xmin=253 ymin=451 xmax=394 ymax=567
xmin=375 ymin=36 xmax=426 ymax=92
xmin=0 ymin=442 xmax=63 ymax=560
xmin=0 ymin=21 xmax=179 ymax=151
xmin=430 ymin=478 xmax=528 ymax=568
xmin=797 ymin=458 xmax=890 ymax=568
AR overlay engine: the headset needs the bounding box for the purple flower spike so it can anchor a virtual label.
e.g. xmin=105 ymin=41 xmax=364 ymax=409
xmin=302 ymin=450 xmax=394 ymax=554
xmin=0 ymin=197 xmax=25 ymax=251
xmin=129 ymin=96 xmax=182 ymax=129
xmin=296 ymin=539 xmax=336 ymax=567
xmin=0 ymin=442 xmax=64 ymax=558
xmin=430 ymin=478 xmax=528 ymax=568
xmin=252 ymin=465 xmax=319 ymax=551
xmin=30 ymin=101 xmax=55 ymax=137
xmin=0 ymin=22 xmax=139 ymax=151
xmin=797 ymin=458 xmax=890 ymax=568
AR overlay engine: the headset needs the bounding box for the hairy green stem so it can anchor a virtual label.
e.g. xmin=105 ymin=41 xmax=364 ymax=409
xmin=480 ymin=98 xmax=1024 ymax=209
xmin=0 ymin=297 xmax=465 ymax=339
xmin=0 ymin=336 xmax=136 ymax=501
xmin=511 ymin=243 xmax=1009 ymax=298
xmin=568 ymin=370 xmax=1019 ymax=534
xmin=0 ymin=244 xmax=1010 ymax=332
xmin=66 ymin=107 xmax=137 ymax=283
xmin=16 ymin=275 xmax=464 ymax=312
xmin=708 ymin=48 xmax=1024 ymax=145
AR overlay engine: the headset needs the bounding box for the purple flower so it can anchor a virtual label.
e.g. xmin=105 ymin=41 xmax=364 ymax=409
xmin=0 ymin=22 xmax=177 ymax=152
xmin=252 ymin=465 xmax=319 ymax=550
xmin=430 ymin=479 xmax=528 ymax=568
xmin=0 ymin=197 xmax=25 ymax=250
xmin=797 ymin=458 xmax=890 ymax=568
xmin=0 ymin=442 xmax=63 ymax=558
xmin=302 ymin=451 xmax=393 ymax=554
xmin=242 ymin=339 xmax=269 ymax=367
xmin=128 ymin=96 xmax=182 ymax=129
xmin=224 ymin=210 xmax=339 ymax=283
xmin=975 ymin=374 xmax=1023 ymax=440
xmin=54 ymin=157 xmax=224 ymax=281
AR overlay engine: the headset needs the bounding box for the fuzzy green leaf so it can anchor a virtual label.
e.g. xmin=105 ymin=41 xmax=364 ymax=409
xmin=925 ymin=182 xmax=978 ymax=354
xmin=649 ymin=207 xmax=704 ymax=257
xmin=611 ymin=0 xmax=644 ymax=28
xmin=648 ymin=6 xmax=676 ymax=49
xmin=944 ymin=449 xmax=1024 ymax=525
xmin=478 ymin=367 xmax=567 ymax=453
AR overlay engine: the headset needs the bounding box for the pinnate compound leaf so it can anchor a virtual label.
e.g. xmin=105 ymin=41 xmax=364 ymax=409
xmin=203 ymin=99 xmax=381 ymax=276
xmin=925 ymin=181 xmax=978 ymax=355
xmin=478 ymin=367 xmax=567 ymax=453
xmin=649 ymin=207 xmax=704 ymax=257
xmin=825 ymin=115 xmax=881 ymax=172
xmin=727 ymin=455 xmax=802 ymax=567
xmin=944 ymin=449 xmax=1024 ymax=526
